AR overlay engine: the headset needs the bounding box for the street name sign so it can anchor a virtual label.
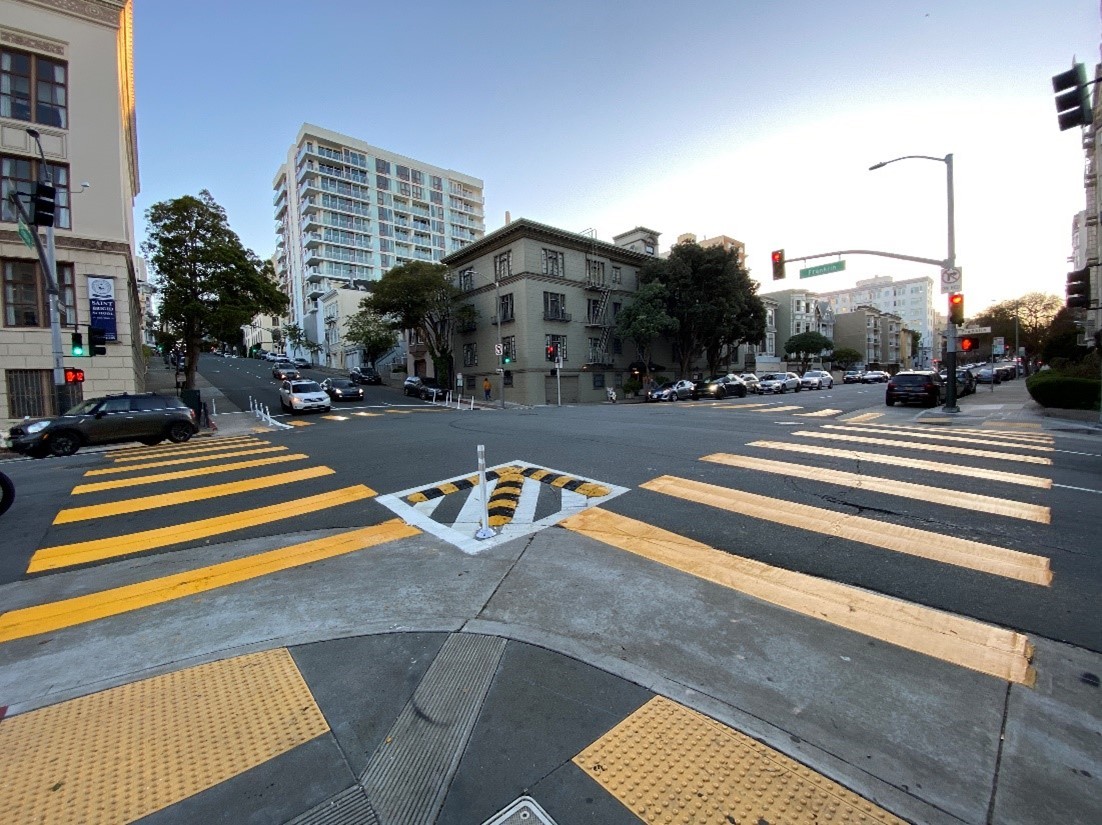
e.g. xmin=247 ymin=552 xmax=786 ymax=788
xmin=940 ymin=267 xmax=962 ymax=294
xmin=17 ymin=214 xmax=35 ymax=250
xmin=956 ymin=326 xmax=991 ymax=335
xmin=799 ymin=261 xmax=846 ymax=278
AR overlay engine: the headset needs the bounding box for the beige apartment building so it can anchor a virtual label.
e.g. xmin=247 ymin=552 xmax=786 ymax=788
xmin=1 ymin=0 xmax=141 ymax=426
xmin=833 ymin=305 xmax=912 ymax=370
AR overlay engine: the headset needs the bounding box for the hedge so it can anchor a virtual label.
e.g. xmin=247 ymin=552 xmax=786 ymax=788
xmin=1025 ymin=371 xmax=1101 ymax=410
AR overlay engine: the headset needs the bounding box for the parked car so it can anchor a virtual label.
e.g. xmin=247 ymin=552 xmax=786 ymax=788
xmin=861 ymin=370 xmax=890 ymax=383
xmin=646 ymin=381 xmax=676 ymax=402
xmin=800 ymin=370 xmax=834 ymax=390
xmin=885 ymin=370 xmax=944 ymax=407
xmin=279 ymin=380 xmax=331 ymax=413
xmin=350 ymin=366 xmax=382 ymax=385
xmin=418 ymin=377 xmax=444 ymax=401
xmin=292 ymin=357 xmax=312 ymax=369
xmin=758 ymin=372 xmax=801 ymax=393
xmin=739 ymin=373 xmax=761 ymax=393
xmin=7 ymin=392 xmax=197 ymax=458
xmin=272 ymin=363 xmax=300 ymax=380
xmin=321 ymin=377 xmax=364 ymax=401
xmin=264 ymin=352 xmax=283 ymax=361
xmin=843 ymin=369 xmax=865 ymax=384
xmin=692 ymin=375 xmax=747 ymax=399
xmin=403 ymin=375 xmax=428 ymax=397
xmin=939 ymin=369 xmax=976 ymax=396
xmin=975 ymin=368 xmax=1001 ymax=385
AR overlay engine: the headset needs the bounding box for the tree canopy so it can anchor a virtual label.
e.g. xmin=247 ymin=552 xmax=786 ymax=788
xmin=614 ymin=281 xmax=676 ymax=379
xmin=640 ymin=241 xmax=766 ymax=377
xmin=143 ymin=190 xmax=287 ymax=388
xmin=970 ymin=292 xmax=1062 ymax=360
xmin=831 ymin=347 xmax=863 ymax=371
xmin=344 ymin=298 xmax=399 ymax=365
xmin=783 ymin=331 xmax=834 ymax=374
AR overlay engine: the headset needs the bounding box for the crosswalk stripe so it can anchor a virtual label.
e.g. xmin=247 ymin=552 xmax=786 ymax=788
xmin=792 ymin=408 xmax=843 ymax=417
xmin=844 ymin=412 xmax=883 ymax=423
xmin=110 ymin=438 xmax=267 ymax=463
xmin=27 ymin=485 xmax=376 ymax=573
xmin=748 ymin=441 xmax=1051 ymax=489
xmin=54 ymin=467 xmax=335 ymax=524
xmin=821 ymin=424 xmax=1053 ymax=452
xmin=561 ymin=508 xmax=1035 ymax=684
xmin=103 ymin=435 xmax=260 ymax=456
xmin=285 ymin=420 xmax=313 ymax=427
xmin=791 ymin=431 xmax=1052 ymax=465
xmin=83 ymin=446 xmax=290 ymax=476
xmin=386 ymin=410 xmax=412 ymax=415
xmin=0 ymin=521 xmax=418 ymax=644
xmin=983 ymin=421 xmax=1042 ymax=431
xmin=72 ymin=454 xmax=312 ymax=494
xmin=751 ymin=405 xmax=802 ymax=413
xmin=353 ymin=412 xmax=383 ymax=417
xmin=850 ymin=423 xmax=1053 ymax=444
xmin=639 ymin=475 xmax=1052 ymax=585
xmin=701 ymin=453 xmax=1050 ymax=524
xmin=321 ymin=415 xmax=349 ymax=421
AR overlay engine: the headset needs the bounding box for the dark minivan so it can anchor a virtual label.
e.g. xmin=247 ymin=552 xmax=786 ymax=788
xmin=885 ymin=370 xmax=944 ymax=408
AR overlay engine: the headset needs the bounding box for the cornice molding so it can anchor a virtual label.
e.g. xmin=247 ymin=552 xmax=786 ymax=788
xmin=0 ymin=228 xmax=131 ymax=255
xmin=17 ymin=0 xmax=122 ymax=27
xmin=0 ymin=27 xmax=65 ymax=56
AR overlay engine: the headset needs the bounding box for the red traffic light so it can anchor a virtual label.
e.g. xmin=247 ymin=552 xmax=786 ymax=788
xmin=959 ymin=336 xmax=979 ymax=353
xmin=64 ymin=367 xmax=85 ymax=384
xmin=771 ymin=249 xmax=785 ymax=281
xmin=771 ymin=250 xmax=783 ymax=264
xmin=948 ymin=292 xmax=964 ymax=325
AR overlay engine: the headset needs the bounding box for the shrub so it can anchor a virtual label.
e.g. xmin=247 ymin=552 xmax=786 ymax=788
xmin=622 ymin=378 xmax=642 ymax=397
xmin=1026 ymin=370 xmax=1100 ymax=410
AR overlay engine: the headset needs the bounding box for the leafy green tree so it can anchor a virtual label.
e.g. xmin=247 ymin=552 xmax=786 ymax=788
xmin=831 ymin=347 xmax=863 ymax=371
xmin=344 ymin=299 xmax=399 ymax=366
xmin=367 ymin=261 xmax=465 ymax=386
xmin=1041 ymin=307 xmax=1088 ymax=363
xmin=783 ymin=331 xmax=834 ymax=374
xmin=971 ymin=292 xmax=1062 ymax=362
xmin=640 ymin=241 xmax=766 ymax=378
xmin=614 ymin=282 xmax=677 ymax=383
xmin=281 ymin=323 xmax=306 ymax=358
xmin=143 ymin=190 xmax=287 ymax=388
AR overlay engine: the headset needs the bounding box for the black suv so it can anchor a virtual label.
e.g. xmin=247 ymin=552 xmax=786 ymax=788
xmin=885 ymin=371 xmax=944 ymax=408
xmin=8 ymin=393 xmax=198 ymax=458
xmin=350 ymin=366 xmax=382 ymax=385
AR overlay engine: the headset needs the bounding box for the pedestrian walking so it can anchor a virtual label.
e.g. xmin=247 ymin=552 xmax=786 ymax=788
xmin=483 ymin=377 xmax=492 ymax=401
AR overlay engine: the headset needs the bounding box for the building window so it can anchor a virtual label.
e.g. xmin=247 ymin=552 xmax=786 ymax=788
xmin=502 ymin=335 xmax=516 ymax=362
xmin=2 ymin=155 xmax=71 ymax=228
xmin=494 ymin=251 xmax=511 ymax=279
xmin=1 ymin=48 xmax=67 ymax=128
xmin=543 ymin=292 xmax=568 ymax=321
xmin=6 ymin=368 xmax=81 ymax=418
xmin=3 ymin=259 xmax=75 ymax=327
xmin=644 ymin=242 xmax=655 ymax=255
xmin=586 ymin=259 xmax=605 ymax=283
xmin=458 ymin=269 xmax=474 ymax=291
xmin=612 ymin=337 xmax=622 ymax=354
xmin=542 ymin=248 xmax=564 ymax=276
xmin=611 ymin=266 xmax=622 ymax=284
xmin=765 ymin=332 xmax=775 ymax=356
xmin=545 ymin=334 xmax=567 ymax=361
xmin=396 ymin=165 xmax=410 ymax=181
xmin=593 ymin=372 xmax=606 ymax=389
xmin=375 ymin=158 xmax=390 ymax=174
xmin=499 ymin=292 xmax=514 ymax=322
xmin=375 ymin=175 xmax=390 ymax=190
xmin=466 ymin=374 xmax=476 ymax=390
xmin=586 ymin=298 xmax=603 ymax=324
xmin=463 ymin=342 xmax=477 ymax=367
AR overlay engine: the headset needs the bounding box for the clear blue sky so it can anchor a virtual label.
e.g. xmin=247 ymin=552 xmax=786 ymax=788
xmin=132 ymin=0 xmax=1099 ymax=310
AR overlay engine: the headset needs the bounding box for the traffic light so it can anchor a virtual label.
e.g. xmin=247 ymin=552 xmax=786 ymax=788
xmin=502 ymin=351 xmax=512 ymax=364
xmin=64 ymin=367 xmax=84 ymax=384
xmin=1066 ymin=267 xmax=1091 ymax=309
xmin=1052 ymin=63 xmax=1092 ymax=131
xmin=32 ymin=182 xmax=56 ymax=227
xmin=771 ymin=249 xmax=785 ymax=281
xmin=948 ymin=293 xmax=964 ymax=325
xmin=70 ymin=331 xmax=84 ymax=356
xmin=959 ymin=336 xmax=980 ymax=354
xmin=546 ymin=343 xmax=557 ymax=362
xmin=89 ymin=326 xmax=107 ymax=356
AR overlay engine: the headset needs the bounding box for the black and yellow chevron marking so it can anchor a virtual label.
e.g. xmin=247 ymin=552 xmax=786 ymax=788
xmin=405 ymin=465 xmax=611 ymax=505
xmin=487 ymin=471 xmax=525 ymax=527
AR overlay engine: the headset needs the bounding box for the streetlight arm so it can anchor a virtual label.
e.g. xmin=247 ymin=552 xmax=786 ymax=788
xmin=868 ymin=154 xmax=947 ymax=171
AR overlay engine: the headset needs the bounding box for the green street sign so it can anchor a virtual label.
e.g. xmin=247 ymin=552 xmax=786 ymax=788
xmin=799 ymin=260 xmax=846 ymax=278
xmin=17 ymin=214 xmax=35 ymax=250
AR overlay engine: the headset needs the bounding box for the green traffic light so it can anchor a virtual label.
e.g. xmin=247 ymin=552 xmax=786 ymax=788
xmin=71 ymin=332 xmax=84 ymax=356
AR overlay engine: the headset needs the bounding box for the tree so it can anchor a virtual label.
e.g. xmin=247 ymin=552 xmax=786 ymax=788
xmin=641 ymin=241 xmax=766 ymax=378
xmin=281 ymin=323 xmax=306 ymax=358
xmin=1041 ymin=307 xmax=1088 ymax=363
xmin=831 ymin=347 xmax=863 ymax=371
xmin=143 ymin=190 xmax=287 ymax=389
xmin=614 ymin=282 xmax=677 ymax=384
xmin=344 ymin=298 xmax=398 ymax=365
xmin=971 ymin=292 xmax=1062 ymax=361
xmin=366 ymin=261 xmax=466 ymax=386
xmin=783 ymin=331 xmax=834 ymax=374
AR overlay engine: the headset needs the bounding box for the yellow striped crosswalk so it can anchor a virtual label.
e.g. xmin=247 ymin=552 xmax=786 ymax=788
xmin=791 ymin=431 xmax=1052 ymax=465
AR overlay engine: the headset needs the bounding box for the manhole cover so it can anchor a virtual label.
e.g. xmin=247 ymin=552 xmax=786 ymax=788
xmin=480 ymin=796 xmax=558 ymax=825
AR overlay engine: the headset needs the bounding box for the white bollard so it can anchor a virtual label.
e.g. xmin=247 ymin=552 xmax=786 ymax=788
xmin=475 ymin=445 xmax=496 ymax=539
xmin=470 ymin=395 xmax=475 ymax=411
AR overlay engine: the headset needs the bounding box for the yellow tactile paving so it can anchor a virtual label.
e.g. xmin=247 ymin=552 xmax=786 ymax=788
xmin=0 ymin=649 xmax=329 ymax=825
xmin=561 ymin=508 xmax=1036 ymax=684
xmin=82 ymin=446 xmax=291 ymax=476
xmin=750 ymin=440 xmax=1052 ymax=489
xmin=792 ymin=431 xmax=1052 ymax=465
xmin=28 ymin=485 xmax=377 ymax=573
xmin=0 ymin=521 xmax=419 ymax=644
xmin=640 ymin=475 xmax=1052 ymax=585
xmin=701 ymin=453 xmax=1050 ymax=523
xmin=71 ymin=454 xmax=311 ymax=494
xmin=821 ymin=424 xmax=1054 ymax=452
xmin=792 ymin=408 xmax=843 ymax=417
xmin=54 ymin=466 xmax=335 ymax=524
xmin=574 ymin=695 xmax=907 ymax=825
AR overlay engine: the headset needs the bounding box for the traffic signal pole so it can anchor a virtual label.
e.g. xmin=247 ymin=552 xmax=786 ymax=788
xmin=943 ymin=153 xmax=960 ymax=413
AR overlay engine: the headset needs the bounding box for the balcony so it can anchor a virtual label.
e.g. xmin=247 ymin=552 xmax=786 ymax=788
xmin=586 ymin=347 xmax=612 ymax=366
xmin=544 ymin=310 xmax=572 ymax=322
xmin=307 ymin=282 xmax=325 ymax=300
xmin=304 ymin=232 xmax=322 ymax=248
xmin=584 ymin=313 xmax=607 ymax=327
xmin=585 ymin=276 xmax=609 ymax=290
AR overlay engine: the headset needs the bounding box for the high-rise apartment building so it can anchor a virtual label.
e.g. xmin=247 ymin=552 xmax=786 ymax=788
xmin=815 ymin=275 xmax=937 ymax=366
xmin=1 ymin=0 xmax=142 ymax=425
xmin=272 ymin=124 xmax=484 ymax=365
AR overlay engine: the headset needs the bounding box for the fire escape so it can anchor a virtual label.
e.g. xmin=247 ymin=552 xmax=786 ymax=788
xmin=585 ymin=259 xmax=614 ymax=367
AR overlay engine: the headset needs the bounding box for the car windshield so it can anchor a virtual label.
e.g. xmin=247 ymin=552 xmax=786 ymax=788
xmin=291 ymin=382 xmax=322 ymax=393
xmin=65 ymin=399 xmax=100 ymax=415
xmin=329 ymin=380 xmax=353 ymax=388
xmin=892 ymin=375 xmax=929 ymax=385
xmin=759 ymin=374 xmax=781 ymax=381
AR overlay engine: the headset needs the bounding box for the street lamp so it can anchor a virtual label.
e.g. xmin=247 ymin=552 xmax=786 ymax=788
xmin=869 ymin=153 xmax=959 ymax=412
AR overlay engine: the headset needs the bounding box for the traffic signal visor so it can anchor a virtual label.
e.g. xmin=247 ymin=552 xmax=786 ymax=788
xmin=70 ymin=332 xmax=84 ymax=356
xmin=1053 ymin=63 xmax=1092 ymax=131
xmin=771 ymin=249 xmax=785 ymax=281
xmin=89 ymin=326 xmax=108 ymax=356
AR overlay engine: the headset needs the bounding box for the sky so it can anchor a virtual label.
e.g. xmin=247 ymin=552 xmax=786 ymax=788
xmin=132 ymin=0 xmax=1099 ymax=313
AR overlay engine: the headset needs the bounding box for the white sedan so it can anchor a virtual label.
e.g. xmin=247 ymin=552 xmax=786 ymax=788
xmin=800 ymin=370 xmax=834 ymax=389
xmin=279 ymin=379 xmax=331 ymax=413
xmin=758 ymin=372 xmax=802 ymax=393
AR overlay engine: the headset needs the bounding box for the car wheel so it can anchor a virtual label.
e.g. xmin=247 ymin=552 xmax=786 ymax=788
xmin=737 ymin=386 xmax=747 ymax=398
xmin=167 ymin=422 xmax=193 ymax=444
xmin=49 ymin=431 xmax=81 ymax=457
xmin=0 ymin=470 xmax=14 ymax=516
xmin=139 ymin=437 xmax=164 ymax=446
xmin=885 ymin=398 xmax=895 ymax=406
xmin=795 ymin=384 xmax=801 ymax=392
